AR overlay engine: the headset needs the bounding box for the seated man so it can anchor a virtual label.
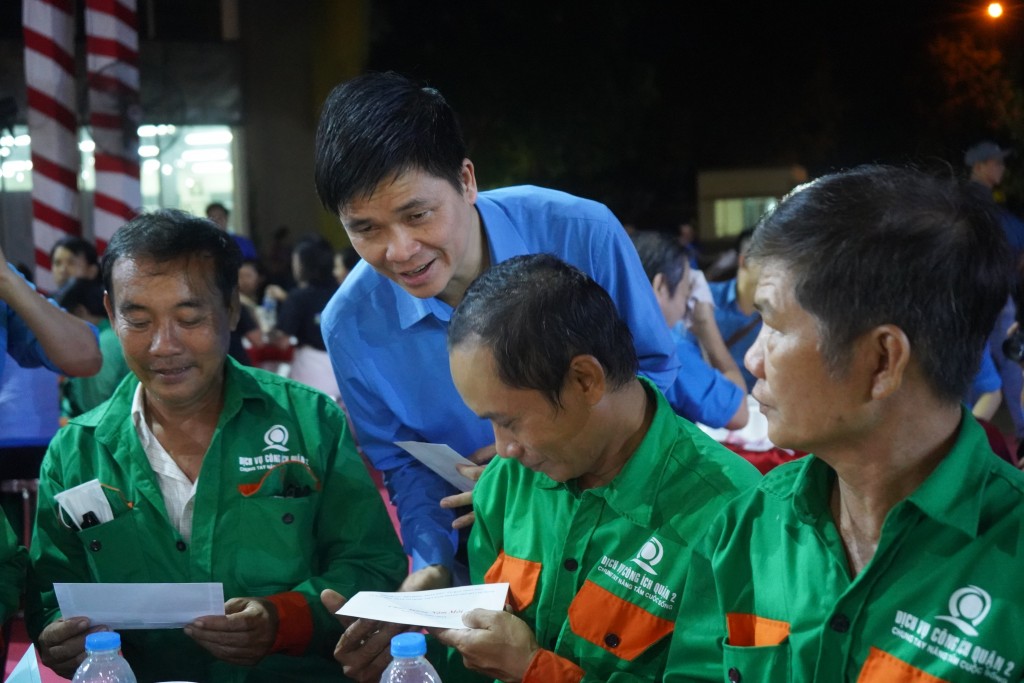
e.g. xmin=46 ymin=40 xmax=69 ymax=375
xmin=325 ymin=254 xmax=761 ymax=682
xmin=630 ymin=230 xmax=748 ymax=429
xmin=707 ymin=227 xmax=761 ymax=391
xmin=668 ymin=165 xmax=1024 ymax=681
xmin=28 ymin=210 xmax=407 ymax=682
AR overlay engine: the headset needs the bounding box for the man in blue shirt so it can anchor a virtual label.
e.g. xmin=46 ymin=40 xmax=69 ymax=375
xmin=630 ymin=230 xmax=747 ymax=429
xmin=708 ymin=228 xmax=761 ymax=391
xmin=314 ymin=72 xmax=687 ymax=593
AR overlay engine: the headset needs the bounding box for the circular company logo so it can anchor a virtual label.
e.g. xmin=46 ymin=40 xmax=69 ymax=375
xmin=936 ymin=585 xmax=991 ymax=637
xmin=263 ymin=425 xmax=290 ymax=451
xmin=631 ymin=537 xmax=664 ymax=575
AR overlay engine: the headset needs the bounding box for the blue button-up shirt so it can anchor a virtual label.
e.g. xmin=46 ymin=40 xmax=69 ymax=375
xmin=321 ymin=186 xmax=681 ymax=571
xmin=709 ymin=277 xmax=762 ymax=391
xmin=0 ymin=262 xmax=69 ymax=377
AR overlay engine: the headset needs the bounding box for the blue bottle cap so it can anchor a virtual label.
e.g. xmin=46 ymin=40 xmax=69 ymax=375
xmin=390 ymin=632 xmax=427 ymax=657
xmin=85 ymin=631 xmax=121 ymax=652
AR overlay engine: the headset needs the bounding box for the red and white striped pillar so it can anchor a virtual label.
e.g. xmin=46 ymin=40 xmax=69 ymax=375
xmin=22 ymin=0 xmax=80 ymax=292
xmin=85 ymin=0 xmax=141 ymax=254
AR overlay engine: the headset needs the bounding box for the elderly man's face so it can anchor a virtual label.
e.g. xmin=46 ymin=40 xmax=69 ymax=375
xmin=106 ymin=255 xmax=238 ymax=413
xmin=745 ymin=261 xmax=870 ymax=453
xmin=450 ymin=341 xmax=597 ymax=483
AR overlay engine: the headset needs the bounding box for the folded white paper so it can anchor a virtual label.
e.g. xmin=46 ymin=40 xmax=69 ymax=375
xmin=394 ymin=441 xmax=481 ymax=492
xmin=54 ymin=582 xmax=225 ymax=630
xmin=338 ymin=583 xmax=509 ymax=629
xmin=5 ymin=644 xmax=42 ymax=683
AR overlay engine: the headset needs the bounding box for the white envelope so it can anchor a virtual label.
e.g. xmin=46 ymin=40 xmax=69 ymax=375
xmin=54 ymin=582 xmax=225 ymax=630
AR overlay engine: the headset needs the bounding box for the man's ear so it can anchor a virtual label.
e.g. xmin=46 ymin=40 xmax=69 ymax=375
xmin=651 ymin=273 xmax=668 ymax=303
xmin=567 ymin=355 xmax=607 ymax=407
xmin=867 ymin=324 xmax=912 ymax=400
xmin=228 ymin=289 xmax=242 ymax=331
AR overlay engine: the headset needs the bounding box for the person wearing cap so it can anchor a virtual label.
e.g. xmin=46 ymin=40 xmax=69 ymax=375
xmin=666 ymin=165 xmax=1024 ymax=681
xmin=966 ymin=140 xmax=1024 ymax=443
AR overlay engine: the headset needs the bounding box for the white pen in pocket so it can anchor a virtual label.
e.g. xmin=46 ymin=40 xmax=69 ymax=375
xmin=54 ymin=479 xmax=115 ymax=530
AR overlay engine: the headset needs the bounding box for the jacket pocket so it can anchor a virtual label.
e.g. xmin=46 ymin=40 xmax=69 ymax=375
xmin=567 ymin=579 xmax=674 ymax=661
xmin=484 ymin=550 xmax=541 ymax=613
xmin=235 ymin=495 xmax=316 ymax=593
xmin=722 ymin=639 xmax=791 ymax=682
xmin=79 ymin=510 xmax=147 ymax=583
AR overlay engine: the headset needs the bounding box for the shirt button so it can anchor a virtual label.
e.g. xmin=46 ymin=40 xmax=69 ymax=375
xmin=282 ymin=512 xmax=295 ymax=524
xmin=563 ymin=558 xmax=578 ymax=571
xmin=89 ymin=540 xmax=102 ymax=552
xmin=604 ymin=633 xmax=620 ymax=648
xmin=728 ymin=667 xmax=742 ymax=682
xmin=176 ymin=540 xmax=187 ymax=552
xmin=830 ymin=613 xmax=851 ymax=633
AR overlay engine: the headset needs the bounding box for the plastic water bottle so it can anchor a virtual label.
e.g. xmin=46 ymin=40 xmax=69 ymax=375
xmin=72 ymin=632 xmax=138 ymax=683
xmin=260 ymin=293 xmax=278 ymax=332
xmin=380 ymin=632 xmax=441 ymax=682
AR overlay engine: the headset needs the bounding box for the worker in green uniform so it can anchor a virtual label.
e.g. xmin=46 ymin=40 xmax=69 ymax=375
xmin=28 ymin=210 xmax=407 ymax=682
xmin=667 ymin=165 xmax=1024 ymax=682
xmin=324 ymin=254 xmax=760 ymax=682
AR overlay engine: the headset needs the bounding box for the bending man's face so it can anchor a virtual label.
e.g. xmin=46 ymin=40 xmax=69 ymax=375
xmin=450 ymin=341 xmax=597 ymax=483
xmin=338 ymin=161 xmax=480 ymax=303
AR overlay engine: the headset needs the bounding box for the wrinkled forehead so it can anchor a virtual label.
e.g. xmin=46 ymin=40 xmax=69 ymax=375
xmin=110 ymin=254 xmax=221 ymax=303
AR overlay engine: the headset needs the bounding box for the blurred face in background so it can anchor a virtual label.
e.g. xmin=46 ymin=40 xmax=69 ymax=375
xmin=51 ymin=246 xmax=98 ymax=289
xmin=237 ymin=262 xmax=262 ymax=301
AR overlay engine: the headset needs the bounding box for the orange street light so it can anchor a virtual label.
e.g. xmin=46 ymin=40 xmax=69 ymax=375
xmin=988 ymin=2 xmax=1005 ymax=18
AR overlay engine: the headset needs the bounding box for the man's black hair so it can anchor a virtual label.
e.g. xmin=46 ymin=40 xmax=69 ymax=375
xmin=55 ymin=277 xmax=106 ymax=317
xmin=102 ymin=209 xmax=242 ymax=307
xmin=448 ymin=254 xmax=638 ymax=408
xmin=293 ymin=235 xmax=337 ymax=288
xmin=314 ymin=71 xmax=467 ymax=214
xmin=749 ymin=164 xmax=1013 ymax=403
xmin=630 ymin=230 xmax=689 ymax=296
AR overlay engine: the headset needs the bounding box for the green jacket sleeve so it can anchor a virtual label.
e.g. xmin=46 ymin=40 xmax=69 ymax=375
xmin=0 ymin=509 xmax=26 ymax=623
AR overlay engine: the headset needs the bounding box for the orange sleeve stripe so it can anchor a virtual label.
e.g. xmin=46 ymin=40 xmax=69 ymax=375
xmin=523 ymin=648 xmax=585 ymax=683
xmin=484 ymin=550 xmax=541 ymax=613
xmin=266 ymin=591 xmax=314 ymax=655
xmin=856 ymin=647 xmax=949 ymax=683
xmin=568 ymin=580 xmax=674 ymax=661
xmin=726 ymin=612 xmax=791 ymax=647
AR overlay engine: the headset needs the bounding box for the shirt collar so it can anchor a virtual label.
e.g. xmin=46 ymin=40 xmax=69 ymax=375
xmin=783 ymin=407 xmax=992 ymax=538
xmin=537 ymin=377 xmax=673 ymax=528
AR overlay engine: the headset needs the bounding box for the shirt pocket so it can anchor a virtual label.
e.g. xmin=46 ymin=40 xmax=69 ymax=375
xmin=484 ymin=550 xmax=542 ymax=613
xmin=721 ymin=612 xmax=792 ymax=682
xmin=78 ymin=510 xmax=148 ymax=583
xmin=235 ymin=463 xmax=319 ymax=592
xmin=567 ymin=579 xmax=674 ymax=661
xmin=722 ymin=640 xmax=791 ymax=683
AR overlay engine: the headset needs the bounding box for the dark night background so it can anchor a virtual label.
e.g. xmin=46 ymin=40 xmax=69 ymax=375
xmin=362 ymin=0 xmax=1024 ymax=227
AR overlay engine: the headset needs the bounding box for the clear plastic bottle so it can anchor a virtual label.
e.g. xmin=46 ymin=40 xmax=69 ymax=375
xmin=380 ymin=632 xmax=442 ymax=683
xmin=72 ymin=632 xmax=138 ymax=683
xmin=260 ymin=293 xmax=278 ymax=333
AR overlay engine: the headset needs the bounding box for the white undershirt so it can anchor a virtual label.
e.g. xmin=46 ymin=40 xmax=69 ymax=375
xmin=131 ymin=384 xmax=199 ymax=543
